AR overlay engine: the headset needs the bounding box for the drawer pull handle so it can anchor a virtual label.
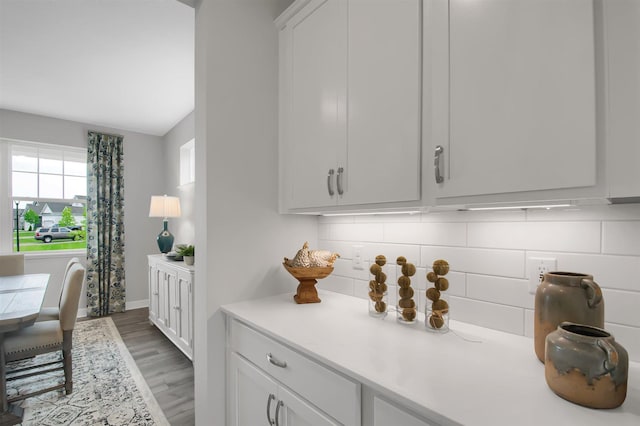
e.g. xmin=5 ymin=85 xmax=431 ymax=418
xmin=337 ymin=166 xmax=344 ymax=195
xmin=327 ymin=169 xmax=335 ymax=196
xmin=266 ymin=353 xmax=287 ymax=368
xmin=275 ymin=400 xmax=284 ymax=426
xmin=266 ymin=393 xmax=276 ymax=425
xmin=434 ymin=145 xmax=444 ymax=183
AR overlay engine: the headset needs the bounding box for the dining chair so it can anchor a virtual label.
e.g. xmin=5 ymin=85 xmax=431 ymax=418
xmin=0 ymin=253 xmax=24 ymax=276
xmin=4 ymin=262 xmax=85 ymax=400
xmin=37 ymin=257 xmax=81 ymax=322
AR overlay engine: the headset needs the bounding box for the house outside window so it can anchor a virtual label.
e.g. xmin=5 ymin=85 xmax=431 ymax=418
xmin=1 ymin=139 xmax=87 ymax=253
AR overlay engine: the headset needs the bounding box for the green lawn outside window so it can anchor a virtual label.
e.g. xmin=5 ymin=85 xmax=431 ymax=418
xmin=12 ymin=231 xmax=86 ymax=252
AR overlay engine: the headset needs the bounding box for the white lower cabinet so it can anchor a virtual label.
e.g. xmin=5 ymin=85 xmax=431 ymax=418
xmin=230 ymin=353 xmax=339 ymax=426
xmin=148 ymin=255 xmax=194 ymax=360
xmin=373 ymin=396 xmax=435 ymax=426
xmin=228 ymin=319 xmax=360 ymax=426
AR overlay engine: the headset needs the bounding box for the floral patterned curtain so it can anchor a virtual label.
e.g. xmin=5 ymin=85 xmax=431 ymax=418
xmin=86 ymin=131 xmax=125 ymax=316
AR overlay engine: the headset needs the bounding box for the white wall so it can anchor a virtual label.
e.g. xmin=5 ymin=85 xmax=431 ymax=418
xmin=163 ymin=110 xmax=195 ymax=246
xmin=0 ymin=108 xmax=164 ymax=309
xmin=193 ymin=0 xmax=313 ymax=424
xmin=319 ymin=204 xmax=640 ymax=362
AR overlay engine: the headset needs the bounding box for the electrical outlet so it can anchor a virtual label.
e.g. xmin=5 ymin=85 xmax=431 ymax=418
xmin=528 ymin=257 xmax=557 ymax=294
xmin=352 ymin=245 xmax=364 ymax=270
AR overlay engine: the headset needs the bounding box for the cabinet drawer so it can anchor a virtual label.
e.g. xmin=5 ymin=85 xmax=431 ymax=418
xmin=230 ymin=319 xmax=360 ymax=426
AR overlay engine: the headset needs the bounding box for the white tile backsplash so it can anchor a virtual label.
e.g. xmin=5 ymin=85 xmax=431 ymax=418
xmin=527 ymin=251 xmax=640 ymax=292
xmin=384 ymin=222 xmax=467 ymax=246
xmin=468 ymin=221 xmax=601 ymax=253
xmin=421 ymin=246 xmax=525 ymax=278
xmin=602 ymin=221 xmax=640 ymax=255
xmin=317 ymin=204 xmax=640 ymax=361
xmin=450 ymin=296 xmax=525 ymax=335
xmin=601 ymin=289 xmax=640 ymax=327
xmin=466 ymin=274 xmax=534 ymax=309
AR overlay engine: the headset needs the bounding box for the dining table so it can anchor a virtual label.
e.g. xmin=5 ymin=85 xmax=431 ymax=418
xmin=0 ymin=273 xmax=49 ymax=426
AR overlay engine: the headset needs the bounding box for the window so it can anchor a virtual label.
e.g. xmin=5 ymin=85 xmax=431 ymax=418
xmin=179 ymin=138 xmax=195 ymax=186
xmin=2 ymin=139 xmax=87 ymax=253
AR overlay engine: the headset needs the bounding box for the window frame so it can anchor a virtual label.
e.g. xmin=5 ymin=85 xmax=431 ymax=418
xmin=1 ymin=138 xmax=88 ymax=255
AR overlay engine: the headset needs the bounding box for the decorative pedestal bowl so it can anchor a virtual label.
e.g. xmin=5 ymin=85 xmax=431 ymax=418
xmin=283 ymin=263 xmax=334 ymax=304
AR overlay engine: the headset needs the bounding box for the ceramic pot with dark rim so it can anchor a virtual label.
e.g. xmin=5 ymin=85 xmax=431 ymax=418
xmin=534 ymin=272 xmax=604 ymax=362
xmin=545 ymin=322 xmax=628 ymax=409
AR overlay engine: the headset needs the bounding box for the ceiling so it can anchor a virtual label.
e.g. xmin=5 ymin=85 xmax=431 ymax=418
xmin=0 ymin=0 xmax=194 ymax=137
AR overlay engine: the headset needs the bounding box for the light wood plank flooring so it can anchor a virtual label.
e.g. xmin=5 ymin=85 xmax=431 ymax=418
xmin=109 ymin=307 xmax=195 ymax=425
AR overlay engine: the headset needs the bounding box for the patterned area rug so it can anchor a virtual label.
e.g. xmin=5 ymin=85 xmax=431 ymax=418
xmin=6 ymin=317 xmax=169 ymax=426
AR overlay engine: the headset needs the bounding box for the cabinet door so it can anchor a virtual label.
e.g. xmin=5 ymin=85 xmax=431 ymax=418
xmin=373 ymin=396 xmax=435 ymax=426
xmin=229 ymin=353 xmax=279 ymax=426
xmin=605 ymin=0 xmax=640 ymax=199
xmin=166 ymin=269 xmax=179 ymax=339
xmin=433 ymin=0 xmax=596 ymax=200
xmin=176 ymin=271 xmax=192 ymax=353
xmin=285 ymin=0 xmax=347 ymax=209
xmin=279 ymin=386 xmax=340 ymax=426
xmin=156 ymin=268 xmax=168 ymax=328
xmin=343 ymin=0 xmax=421 ymax=206
xmin=148 ymin=263 xmax=159 ymax=323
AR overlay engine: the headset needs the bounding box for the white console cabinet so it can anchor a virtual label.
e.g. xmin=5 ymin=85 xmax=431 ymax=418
xmin=148 ymin=254 xmax=194 ymax=360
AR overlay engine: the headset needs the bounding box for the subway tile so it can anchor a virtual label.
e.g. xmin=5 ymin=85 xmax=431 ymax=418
xmin=322 ymin=275 xmax=354 ymax=297
xmin=527 ymin=251 xmax=640 ymax=292
xmin=318 ymin=215 xmax=356 ymax=224
xmin=317 ymin=240 xmax=356 ymax=260
xmin=362 ymin=243 xmax=420 ymax=268
xmin=604 ymin=322 xmax=640 ymax=363
xmin=526 ymin=204 xmax=640 ymax=222
xmin=353 ymin=279 xmax=369 ymax=301
xmin=602 ymin=221 xmax=640 ymax=256
xmin=450 ymin=296 xmax=524 ymax=335
xmin=331 ymin=258 xmax=370 ymax=281
xmin=601 ymin=289 xmax=640 ymax=327
xmin=325 ymin=223 xmax=384 ymax=242
xmin=384 ymin=222 xmax=466 ymax=246
xmin=421 ymin=246 xmax=525 ymax=278
xmin=524 ymin=309 xmax=535 ymax=338
xmin=468 ymin=221 xmax=601 ymax=253
xmin=421 ymin=209 xmax=526 ymax=223
xmin=354 ymin=213 xmax=422 ymax=224
xmin=318 ymin=223 xmax=331 ymax=240
xmin=467 ymin=274 xmax=534 ymax=309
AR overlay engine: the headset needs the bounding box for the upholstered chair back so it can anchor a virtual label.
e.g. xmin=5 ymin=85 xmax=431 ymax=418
xmin=59 ymin=257 xmax=81 ymax=305
xmin=0 ymin=253 xmax=24 ymax=276
xmin=60 ymin=263 xmax=85 ymax=331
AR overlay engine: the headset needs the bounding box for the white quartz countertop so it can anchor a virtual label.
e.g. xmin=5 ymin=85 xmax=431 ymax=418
xmin=222 ymin=291 xmax=640 ymax=426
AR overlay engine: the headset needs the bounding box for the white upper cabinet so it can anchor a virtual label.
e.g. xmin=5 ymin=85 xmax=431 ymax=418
xmin=426 ymin=0 xmax=640 ymax=206
xmin=428 ymin=0 xmax=597 ymax=203
xmin=278 ymin=0 xmax=422 ymax=212
xmin=604 ymin=0 xmax=640 ymax=201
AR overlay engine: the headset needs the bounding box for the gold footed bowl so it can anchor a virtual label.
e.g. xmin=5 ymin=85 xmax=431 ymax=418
xmin=283 ymin=263 xmax=333 ymax=304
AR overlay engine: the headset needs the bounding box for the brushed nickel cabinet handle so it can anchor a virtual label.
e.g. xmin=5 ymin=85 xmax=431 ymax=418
xmin=275 ymin=400 xmax=284 ymax=426
xmin=327 ymin=169 xmax=335 ymax=196
xmin=266 ymin=353 xmax=287 ymax=368
xmin=434 ymin=145 xmax=444 ymax=183
xmin=337 ymin=167 xmax=344 ymax=195
xmin=266 ymin=393 xmax=276 ymax=425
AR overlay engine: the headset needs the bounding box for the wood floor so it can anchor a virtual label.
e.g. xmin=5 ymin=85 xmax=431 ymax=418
xmin=109 ymin=307 xmax=195 ymax=425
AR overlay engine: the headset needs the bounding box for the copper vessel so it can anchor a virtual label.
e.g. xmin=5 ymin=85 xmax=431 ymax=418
xmin=534 ymin=272 xmax=604 ymax=362
xmin=545 ymin=322 xmax=628 ymax=408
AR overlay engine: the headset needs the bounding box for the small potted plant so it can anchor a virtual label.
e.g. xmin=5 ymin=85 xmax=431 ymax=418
xmin=176 ymin=244 xmax=195 ymax=266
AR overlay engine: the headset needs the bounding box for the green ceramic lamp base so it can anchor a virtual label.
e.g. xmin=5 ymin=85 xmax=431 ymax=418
xmin=157 ymin=220 xmax=174 ymax=253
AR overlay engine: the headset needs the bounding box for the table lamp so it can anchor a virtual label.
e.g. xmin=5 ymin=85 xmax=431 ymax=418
xmin=149 ymin=195 xmax=181 ymax=253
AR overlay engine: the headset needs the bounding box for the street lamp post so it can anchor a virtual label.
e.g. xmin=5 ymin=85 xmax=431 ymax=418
xmin=15 ymin=201 xmax=20 ymax=252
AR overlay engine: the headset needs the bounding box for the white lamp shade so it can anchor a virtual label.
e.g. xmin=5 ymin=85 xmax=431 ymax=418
xmin=149 ymin=195 xmax=182 ymax=218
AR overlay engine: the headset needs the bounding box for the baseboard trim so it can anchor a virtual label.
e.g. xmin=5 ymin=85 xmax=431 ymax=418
xmin=77 ymin=299 xmax=149 ymax=318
